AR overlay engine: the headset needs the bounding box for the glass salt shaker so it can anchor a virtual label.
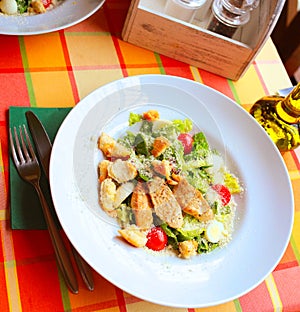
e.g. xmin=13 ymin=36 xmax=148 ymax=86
xmin=207 ymin=0 xmax=259 ymax=38
xmin=250 ymin=83 xmax=300 ymax=152
xmin=164 ymin=0 xmax=209 ymax=23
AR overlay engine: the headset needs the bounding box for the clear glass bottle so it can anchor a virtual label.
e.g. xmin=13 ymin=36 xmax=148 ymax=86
xmin=164 ymin=0 xmax=208 ymax=23
xmin=250 ymin=83 xmax=300 ymax=152
xmin=207 ymin=0 xmax=259 ymax=38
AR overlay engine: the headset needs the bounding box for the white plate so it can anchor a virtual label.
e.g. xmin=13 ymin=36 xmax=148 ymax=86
xmin=50 ymin=75 xmax=294 ymax=308
xmin=0 ymin=0 xmax=105 ymax=35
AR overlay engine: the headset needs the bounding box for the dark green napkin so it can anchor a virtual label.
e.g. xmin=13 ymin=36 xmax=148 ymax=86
xmin=9 ymin=107 xmax=72 ymax=230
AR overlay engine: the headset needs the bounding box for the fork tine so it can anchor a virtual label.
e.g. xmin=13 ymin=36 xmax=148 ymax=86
xmin=19 ymin=126 xmax=31 ymax=162
xmin=9 ymin=127 xmax=20 ymax=165
xmin=23 ymin=125 xmax=37 ymax=161
xmin=11 ymin=126 xmax=26 ymax=164
xmin=20 ymin=125 xmax=37 ymax=162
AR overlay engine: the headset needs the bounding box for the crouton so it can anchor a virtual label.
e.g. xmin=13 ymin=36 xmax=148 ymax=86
xmin=118 ymin=225 xmax=147 ymax=247
xmin=100 ymin=178 xmax=116 ymax=213
xmin=30 ymin=0 xmax=46 ymax=13
xmin=98 ymin=132 xmax=130 ymax=159
xmin=151 ymin=137 xmax=170 ymax=157
xmin=178 ymin=240 xmax=198 ymax=259
xmin=143 ymin=110 xmax=160 ymax=121
xmin=98 ymin=159 xmax=111 ymax=182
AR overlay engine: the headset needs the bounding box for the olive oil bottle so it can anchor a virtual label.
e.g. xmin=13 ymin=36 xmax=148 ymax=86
xmin=250 ymin=83 xmax=300 ymax=152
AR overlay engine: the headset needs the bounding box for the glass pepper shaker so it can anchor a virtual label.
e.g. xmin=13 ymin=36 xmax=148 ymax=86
xmin=250 ymin=83 xmax=300 ymax=152
xmin=207 ymin=0 xmax=259 ymax=38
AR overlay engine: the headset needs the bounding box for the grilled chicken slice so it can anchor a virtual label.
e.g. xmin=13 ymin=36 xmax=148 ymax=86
xmin=107 ymin=159 xmax=137 ymax=184
xmin=173 ymin=177 xmax=213 ymax=221
xmin=98 ymin=132 xmax=130 ymax=159
xmin=131 ymin=182 xmax=153 ymax=229
xmin=147 ymin=177 xmax=183 ymax=229
xmin=152 ymin=160 xmax=178 ymax=185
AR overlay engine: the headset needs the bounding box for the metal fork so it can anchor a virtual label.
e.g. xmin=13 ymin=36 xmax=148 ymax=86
xmin=9 ymin=125 xmax=79 ymax=294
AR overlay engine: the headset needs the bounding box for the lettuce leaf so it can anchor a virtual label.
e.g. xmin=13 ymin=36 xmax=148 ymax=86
xmin=172 ymin=118 xmax=193 ymax=133
xmin=176 ymin=214 xmax=204 ymax=240
xmin=129 ymin=112 xmax=142 ymax=126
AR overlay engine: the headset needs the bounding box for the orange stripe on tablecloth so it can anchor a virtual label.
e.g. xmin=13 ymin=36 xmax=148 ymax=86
xmin=194 ymin=301 xmax=238 ymax=311
xmin=22 ymin=66 xmax=69 ymax=72
xmin=68 ymin=272 xmax=121 ymax=310
xmin=67 ymin=299 xmax=124 ymax=311
xmin=22 ymin=33 xmax=66 ymax=69
xmin=0 ymin=220 xmax=22 ymax=312
xmin=289 ymin=170 xmax=300 ymax=180
xmin=275 ymin=241 xmax=299 ymax=271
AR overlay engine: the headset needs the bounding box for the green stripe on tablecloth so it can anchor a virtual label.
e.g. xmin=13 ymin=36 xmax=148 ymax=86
xmin=18 ymin=37 xmax=37 ymax=107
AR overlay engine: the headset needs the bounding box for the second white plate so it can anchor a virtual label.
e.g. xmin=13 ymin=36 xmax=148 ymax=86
xmin=0 ymin=0 xmax=105 ymax=35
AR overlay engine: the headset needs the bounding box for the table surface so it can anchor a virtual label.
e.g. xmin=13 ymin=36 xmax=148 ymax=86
xmin=1 ymin=1 xmax=300 ymax=311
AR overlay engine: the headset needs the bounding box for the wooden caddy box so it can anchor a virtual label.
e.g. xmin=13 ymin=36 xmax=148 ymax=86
xmin=122 ymin=0 xmax=285 ymax=80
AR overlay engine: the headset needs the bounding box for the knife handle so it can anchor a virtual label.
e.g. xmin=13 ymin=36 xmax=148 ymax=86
xmin=34 ymin=182 xmax=79 ymax=294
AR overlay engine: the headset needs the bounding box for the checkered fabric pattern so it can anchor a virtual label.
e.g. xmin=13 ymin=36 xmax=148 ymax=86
xmin=0 ymin=1 xmax=299 ymax=311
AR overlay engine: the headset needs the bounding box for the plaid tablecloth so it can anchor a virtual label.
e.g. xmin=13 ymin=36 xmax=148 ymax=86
xmin=1 ymin=1 xmax=299 ymax=311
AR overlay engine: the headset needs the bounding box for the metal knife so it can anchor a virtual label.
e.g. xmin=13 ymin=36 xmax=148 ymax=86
xmin=26 ymin=110 xmax=94 ymax=292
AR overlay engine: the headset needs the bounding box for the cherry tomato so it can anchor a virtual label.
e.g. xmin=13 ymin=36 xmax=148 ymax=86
xmin=41 ymin=0 xmax=52 ymax=8
xmin=178 ymin=133 xmax=193 ymax=154
xmin=212 ymin=184 xmax=231 ymax=206
xmin=146 ymin=227 xmax=168 ymax=251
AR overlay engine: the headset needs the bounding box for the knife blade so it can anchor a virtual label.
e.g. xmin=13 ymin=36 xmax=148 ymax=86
xmin=26 ymin=110 xmax=94 ymax=292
